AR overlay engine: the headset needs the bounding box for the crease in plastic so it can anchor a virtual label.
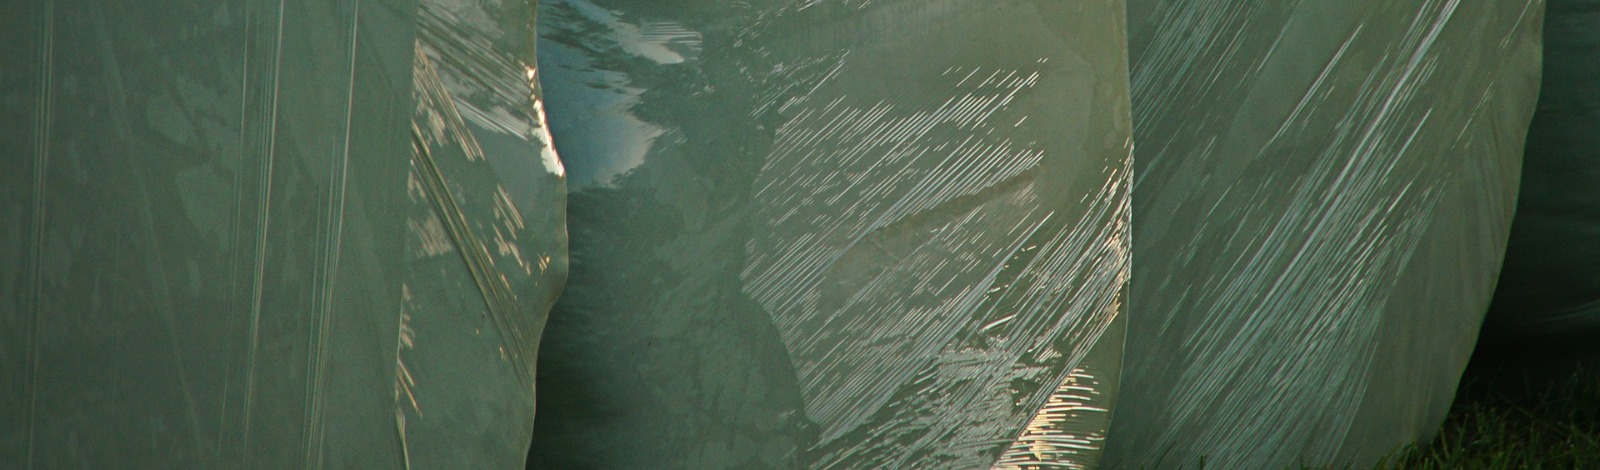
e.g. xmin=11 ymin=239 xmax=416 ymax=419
xmin=530 ymin=0 xmax=1131 ymax=467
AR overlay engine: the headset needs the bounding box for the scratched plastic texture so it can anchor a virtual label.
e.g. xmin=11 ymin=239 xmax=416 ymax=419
xmin=527 ymin=1 xmax=1131 ymax=468
xmin=1104 ymin=1 xmax=1543 ymax=468
xmin=0 ymin=0 xmax=566 ymax=467
xmin=1484 ymin=0 xmax=1600 ymax=339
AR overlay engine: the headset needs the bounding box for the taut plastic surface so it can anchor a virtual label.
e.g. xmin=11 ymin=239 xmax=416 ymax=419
xmin=528 ymin=1 xmax=1132 ymax=468
xmin=402 ymin=0 xmax=568 ymax=467
xmin=1107 ymin=1 xmax=1543 ymax=468
xmin=0 ymin=0 xmax=566 ymax=467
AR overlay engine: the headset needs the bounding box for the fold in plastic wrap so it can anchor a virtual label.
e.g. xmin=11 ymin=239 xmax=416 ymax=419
xmin=528 ymin=1 xmax=1131 ymax=468
xmin=1486 ymin=0 xmax=1600 ymax=339
xmin=0 ymin=0 xmax=565 ymax=467
xmin=1106 ymin=1 xmax=1543 ymax=468
xmin=403 ymin=0 xmax=567 ymax=467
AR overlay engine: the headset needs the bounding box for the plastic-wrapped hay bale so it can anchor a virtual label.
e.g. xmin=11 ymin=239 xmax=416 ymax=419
xmin=0 ymin=1 xmax=417 ymax=465
xmin=0 ymin=0 xmax=566 ymax=467
xmin=529 ymin=0 xmax=1132 ymax=468
xmin=1105 ymin=1 xmax=1543 ymax=468
xmin=1485 ymin=0 xmax=1600 ymax=339
xmin=402 ymin=0 xmax=568 ymax=467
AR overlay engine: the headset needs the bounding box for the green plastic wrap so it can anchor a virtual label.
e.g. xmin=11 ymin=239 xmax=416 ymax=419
xmin=528 ymin=1 xmax=1132 ymax=468
xmin=1106 ymin=1 xmax=1543 ymax=467
xmin=1486 ymin=0 xmax=1600 ymax=339
xmin=0 ymin=0 xmax=566 ymax=467
xmin=401 ymin=0 xmax=567 ymax=466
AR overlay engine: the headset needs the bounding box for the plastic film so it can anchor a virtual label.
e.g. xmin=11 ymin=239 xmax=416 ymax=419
xmin=0 ymin=0 xmax=565 ymax=467
xmin=1106 ymin=1 xmax=1543 ymax=467
xmin=528 ymin=1 xmax=1132 ymax=468
xmin=402 ymin=0 xmax=567 ymax=467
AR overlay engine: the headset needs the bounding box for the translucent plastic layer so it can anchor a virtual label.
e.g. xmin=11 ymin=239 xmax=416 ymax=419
xmin=1106 ymin=1 xmax=1544 ymax=467
xmin=0 ymin=0 xmax=566 ymax=467
xmin=528 ymin=1 xmax=1132 ymax=468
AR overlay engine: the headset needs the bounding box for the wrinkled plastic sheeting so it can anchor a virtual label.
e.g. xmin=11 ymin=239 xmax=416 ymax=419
xmin=0 ymin=0 xmax=566 ymax=467
xmin=1106 ymin=1 xmax=1543 ymax=468
xmin=528 ymin=0 xmax=1131 ymax=468
xmin=403 ymin=0 xmax=567 ymax=467
xmin=1486 ymin=0 xmax=1600 ymax=339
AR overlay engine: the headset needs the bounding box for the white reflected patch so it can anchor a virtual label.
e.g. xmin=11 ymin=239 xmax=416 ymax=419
xmin=565 ymin=0 xmax=703 ymax=65
xmin=531 ymin=96 xmax=565 ymax=177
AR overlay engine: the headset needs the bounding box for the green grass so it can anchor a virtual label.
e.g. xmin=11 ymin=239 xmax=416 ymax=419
xmin=1387 ymin=365 xmax=1600 ymax=469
